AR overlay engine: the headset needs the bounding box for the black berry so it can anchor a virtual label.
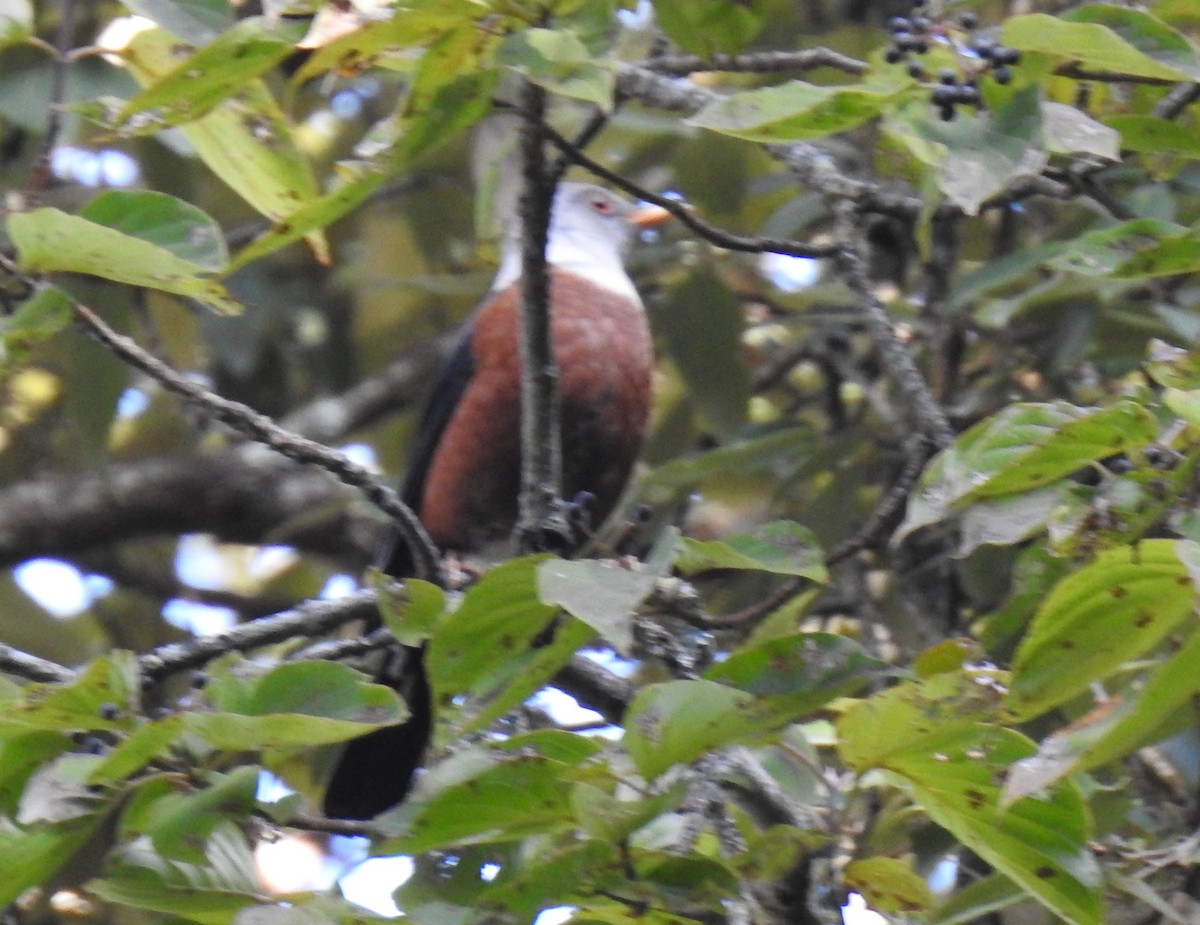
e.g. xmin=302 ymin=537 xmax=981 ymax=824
xmin=994 ymin=46 xmax=1021 ymax=65
xmin=938 ymin=104 xmax=956 ymax=121
xmin=885 ymin=46 xmax=905 ymax=64
xmin=931 ymin=85 xmax=958 ymax=105
xmin=939 ymin=67 xmax=958 ymax=85
xmin=993 ymin=65 xmax=1012 ymax=84
xmin=907 ymin=60 xmax=926 ymax=79
xmin=959 ymin=11 xmax=978 ymax=30
xmin=99 ymin=702 xmax=119 ymax=721
xmin=890 ymin=16 xmax=911 ymax=33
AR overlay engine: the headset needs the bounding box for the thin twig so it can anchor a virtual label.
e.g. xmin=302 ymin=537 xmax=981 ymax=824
xmin=27 ymin=0 xmax=77 ymax=202
xmin=139 ymin=591 xmax=380 ymax=681
xmin=548 ymin=107 xmax=611 ymax=185
xmin=515 ymin=80 xmax=568 ymax=552
xmin=641 ymin=49 xmax=867 ymax=77
xmin=0 ymin=644 xmax=74 ymax=683
xmin=832 ymin=202 xmax=954 ymax=449
xmin=1154 ymin=82 xmax=1200 ymax=120
xmin=70 ymin=300 xmax=441 ymax=582
xmin=542 ymin=124 xmax=837 ymax=259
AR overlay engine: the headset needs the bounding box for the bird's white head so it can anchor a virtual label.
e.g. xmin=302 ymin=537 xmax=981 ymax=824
xmin=492 ymin=183 xmax=669 ymax=299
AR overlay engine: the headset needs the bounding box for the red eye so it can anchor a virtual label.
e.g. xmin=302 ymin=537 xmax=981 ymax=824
xmin=590 ymin=197 xmax=613 ymax=214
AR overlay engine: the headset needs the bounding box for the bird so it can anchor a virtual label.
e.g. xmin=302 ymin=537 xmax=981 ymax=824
xmin=322 ymin=182 xmax=670 ymax=819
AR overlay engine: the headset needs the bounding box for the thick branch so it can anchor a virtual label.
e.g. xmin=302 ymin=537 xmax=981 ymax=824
xmin=0 ymin=449 xmax=378 ymax=569
xmin=515 ymin=81 xmax=568 ymax=551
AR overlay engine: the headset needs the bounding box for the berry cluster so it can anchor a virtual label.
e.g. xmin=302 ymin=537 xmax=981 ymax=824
xmin=931 ymin=69 xmax=981 ymax=121
xmin=970 ymin=39 xmax=1021 ymax=86
xmin=883 ymin=4 xmax=1023 ymax=121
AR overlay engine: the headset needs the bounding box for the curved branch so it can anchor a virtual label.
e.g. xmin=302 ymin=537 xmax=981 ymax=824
xmin=72 ymin=302 xmax=442 ymax=583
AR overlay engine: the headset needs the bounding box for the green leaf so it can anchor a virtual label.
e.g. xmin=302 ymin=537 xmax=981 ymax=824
xmin=571 ymin=782 xmax=686 ymax=843
xmin=676 ymin=520 xmax=826 ymax=579
xmin=623 ymin=680 xmax=760 ymax=780
xmin=225 ymin=169 xmax=386 ymax=272
xmin=900 ymin=400 xmax=1158 ymax=537
xmin=123 ymin=27 xmax=325 ymax=260
xmin=0 ymin=0 xmax=32 ymax=49
xmin=688 ymin=77 xmax=909 ymax=143
xmin=0 ymin=814 xmax=108 ymax=906
xmin=499 ymin=28 xmax=614 ymax=109
xmin=919 ymin=86 xmax=1044 ymax=216
xmin=88 ymin=718 xmax=185 ymax=784
xmin=381 ymin=756 xmax=576 ymax=853
xmin=122 ymin=0 xmax=232 ymax=41
xmin=1002 ymin=10 xmax=1198 ymax=81
xmin=1007 ymin=540 xmax=1198 ymax=720
xmin=116 ymin=18 xmax=299 ymax=129
xmin=640 ymin=428 xmax=815 ymax=501
xmin=652 ymin=0 xmax=766 ymax=57
xmin=1062 ymin=4 xmax=1200 ymax=78
xmin=1164 ymin=387 xmax=1200 ymax=427
xmin=0 ymin=287 xmax=74 ymax=371
xmin=121 ymin=767 xmax=259 ymax=862
xmin=1144 ymin=340 xmax=1200 ymax=389
xmin=401 ymin=25 xmax=499 ymax=163
xmin=430 ymin=556 xmax=593 ymax=739
xmin=496 ymin=729 xmax=602 ymax=765
xmin=0 ymin=653 xmax=139 ymax=736
xmin=839 ymin=673 xmax=1101 ymax=925
xmin=374 ymin=574 xmax=447 ymax=647
xmin=958 ymin=485 xmax=1074 ymax=554
xmin=1045 ymin=218 xmax=1184 ymax=277
xmin=1108 ymin=114 xmax=1200 ymax=158
xmin=429 ymin=557 xmax=558 ymax=694
xmin=844 ymin=857 xmax=933 ymax=915
xmin=481 ymin=839 xmax=616 ymax=919
xmin=80 ymin=190 xmax=227 ymax=271
xmin=930 ymin=873 xmax=1026 ymax=925
xmin=87 ymin=824 xmax=264 ymax=924
xmin=1040 ymin=102 xmax=1119 ymax=159
xmin=537 ymin=559 xmax=658 ymax=654
xmin=9 ymin=208 xmax=241 ymax=314
xmin=703 ymin=633 xmax=878 ymax=720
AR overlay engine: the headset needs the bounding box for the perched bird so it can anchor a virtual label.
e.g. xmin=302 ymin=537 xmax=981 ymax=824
xmin=322 ymin=182 xmax=670 ymax=819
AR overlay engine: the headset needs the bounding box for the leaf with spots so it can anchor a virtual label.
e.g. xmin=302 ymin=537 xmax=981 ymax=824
xmin=839 ymin=673 xmax=1101 ymax=925
xmin=429 ymin=556 xmax=594 ymax=741
xmin=624 ymin=679 xmax=764 ymax=780
xmin=9 ymin=208 xmax=241 ymax=315
xmin=121 ymin=26 xmax=326 ymax=262
xmin=115 ymin=18 xmax=300 ymax=130
xmin=844 ymin=857 xmax=932 ymax=915
xmin=703 ymin=632 xmax=879 ymax=723
xmin=1007 ymin=540 xmax=1199 ymax=721
xmin=676 ymin=520 xmax=827 ymax=580
xmin=688 ymin=76 xmax=911 ymax=144
xmin=378 ymin=756 xmax=576 ymax=854
xmin=899 ymin=400 xmax=1158 ymax=539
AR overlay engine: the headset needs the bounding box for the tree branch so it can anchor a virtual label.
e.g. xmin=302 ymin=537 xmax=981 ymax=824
xmin=641 ymin=49 xmax=867 ymax=77
xmin=71 ymin=301 xmax=442 ymax=583
xmin=515 ymin=81 xmax=568 ymax=552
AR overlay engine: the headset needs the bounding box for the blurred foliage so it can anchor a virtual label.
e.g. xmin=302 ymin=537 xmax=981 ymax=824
xmin=5 ymin=1 xmax=1200 ymax=924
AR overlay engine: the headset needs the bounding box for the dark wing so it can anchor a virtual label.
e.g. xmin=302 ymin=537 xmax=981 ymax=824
xmin=323 ymin=323 xmax=477 ymax=820
xmin=380 ymin=322 xmax=477 ymax=575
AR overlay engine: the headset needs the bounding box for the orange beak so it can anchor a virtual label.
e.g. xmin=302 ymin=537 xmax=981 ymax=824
xmin=630 ymin=202 xmax=673 ymax=229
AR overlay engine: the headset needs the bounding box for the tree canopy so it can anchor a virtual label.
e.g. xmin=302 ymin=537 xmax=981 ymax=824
xmin=2 ymin=1 xmax=1200 ymax=924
